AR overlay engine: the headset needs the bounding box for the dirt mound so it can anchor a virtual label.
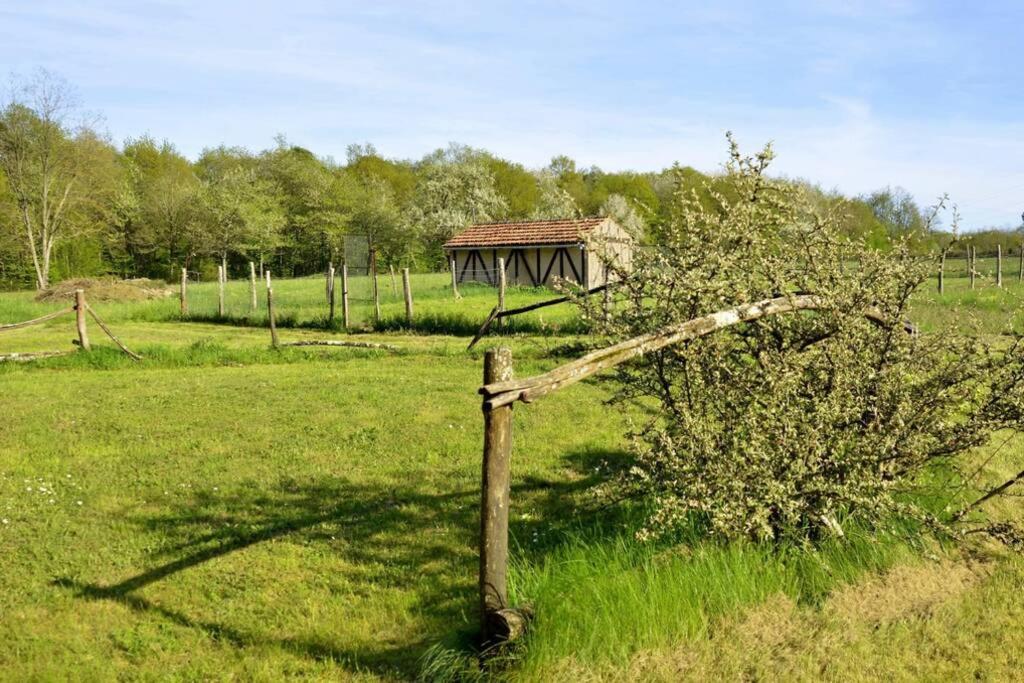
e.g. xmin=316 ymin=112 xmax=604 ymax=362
xmin=35 ymin=277 xmax=173 ymax=303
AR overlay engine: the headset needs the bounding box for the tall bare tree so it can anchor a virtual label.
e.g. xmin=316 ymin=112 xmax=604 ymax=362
xmin=0 ymin=70 xmax=105 ymax=289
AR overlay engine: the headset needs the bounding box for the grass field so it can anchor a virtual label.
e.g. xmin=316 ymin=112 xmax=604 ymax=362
xmin=2 ymin=271 xmax=1024 ymax=680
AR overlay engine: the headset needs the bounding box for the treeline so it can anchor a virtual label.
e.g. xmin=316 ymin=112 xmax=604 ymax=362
xmin=0 ymin=72 xmax=1015 ymax=291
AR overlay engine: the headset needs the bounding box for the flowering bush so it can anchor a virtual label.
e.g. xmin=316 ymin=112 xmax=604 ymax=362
xmin=580 ymin=138 xmax=1024 ymax=543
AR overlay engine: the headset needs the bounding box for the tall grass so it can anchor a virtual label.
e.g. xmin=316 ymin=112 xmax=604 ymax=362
xmin=421 ymin=510 xmax=924 ymax=680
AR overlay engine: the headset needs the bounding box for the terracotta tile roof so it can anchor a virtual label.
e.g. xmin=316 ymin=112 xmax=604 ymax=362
xmin=443 ymin=217 xmax=608 ymax=248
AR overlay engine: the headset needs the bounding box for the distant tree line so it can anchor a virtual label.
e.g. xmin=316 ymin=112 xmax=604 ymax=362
xmin=0 ymin=71 xmax=1018 ymax=291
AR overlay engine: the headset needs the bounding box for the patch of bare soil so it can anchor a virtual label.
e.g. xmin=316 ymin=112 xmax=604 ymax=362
xmin=34 ymin=277 xmax=173 ymax=303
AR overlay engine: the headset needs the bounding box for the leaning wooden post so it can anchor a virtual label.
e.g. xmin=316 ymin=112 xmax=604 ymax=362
xmin=217 ymin=265 xmax=225 ymax=317
xmin=249 ymin=261 xmax=257 ymax=312
xmin=390 ymin=264 xmax=399 ymax=296
xmin=451 ymin=257 xmax=461 ymax=299
xmin=371 ymin=247 xmax=381 ymax=322
xmin=341 ymin=263 xmax=350 ymax=330
xmin=1019 ymin=242 xmax=1023 ymax=282
xmin=266 ymin=276 xmax=280 ymax=349
xmin=938 ymin=250 xmax=945 ymax=294
xmin=74 ymin=289 xmax=90 ymax=351
xmin=497 ymin=257 xmax=507 ymax=330
xmin=402 ymin=268 xmax=414 ymax=323
xmin=997 ymin=244 xmax=1003 ymax=288
xmin=180 ymin=267 xmax=188 ymax=316
xmin=328 ymin=264 xmax=336 ymax=323
xmin=480 ymin=347 xmax=514 ymax=641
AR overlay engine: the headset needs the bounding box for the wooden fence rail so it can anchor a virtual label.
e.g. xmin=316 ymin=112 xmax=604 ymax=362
xmin=0 ymin=289 xmax=140 ymax=361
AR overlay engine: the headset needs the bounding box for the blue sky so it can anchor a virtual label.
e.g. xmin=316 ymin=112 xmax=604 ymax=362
xmin=3 ymin=0 xmax=1023 ymax=228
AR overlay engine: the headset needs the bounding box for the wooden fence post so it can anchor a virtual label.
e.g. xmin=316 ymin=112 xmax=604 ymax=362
xmin=267 ymin=282 xmax=279 ymax=349
xmin=180 ymin=267 xmax=188 ymax=316
xmin=371 ymin=247 xmax=381 ymax=322
xmin=451 ymin=257 xmax=461 ymax=299
xmin=970 ymin=246 xmax=976 ymax=290
xmin=265 ymin=270 xmax=271 ymax=290
xmin=249 ymin=261 xmax=257 ymax=312
xmin=497 ymin=257 xmax=506 ymax=330
xmin=390 ymin=264 xmax=398 ymax=296
xmin=402 ymin=268 xmax=413 ymax=323
xmin=218 ymin=265 xmax=225 ymax=317
xmin=74 ymin=289 xmax=90 ymax=351
xmin=326 ymin=261 xmax=333 ymax=304
xmin=328 ymin=264 xmax=336 ymax=323
xmin=997 ymin=245 xmax=1003 ymax=287
xmin=341 ymin=263 xmax=350 ymax=330
xmin=480 ymin=346 xmax=515 ymax=642
xmin=938 ymin=250 xmax=945 ymax=294
xmin=1019 ymin=242 xmax=1023 ymax=283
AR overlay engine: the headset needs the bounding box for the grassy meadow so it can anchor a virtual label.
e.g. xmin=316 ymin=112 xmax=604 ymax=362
xmin=2 ymin=270 xmax=1024 ymax=680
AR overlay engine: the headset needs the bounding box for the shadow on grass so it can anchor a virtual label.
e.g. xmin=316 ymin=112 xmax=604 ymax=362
xmin=52 ymin=447 xmax=632 ymax=678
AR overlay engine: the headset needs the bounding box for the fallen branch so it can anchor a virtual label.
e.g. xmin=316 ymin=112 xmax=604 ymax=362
xmin=84 ymin=304 xmax=142 ymax=361
xmin=280 ymin=340 xmax=399 ymax=351
xmin=0 ymin=351 xmax=71 ymax=362
xmin=0 ymin=307 xmax=74 ymax=332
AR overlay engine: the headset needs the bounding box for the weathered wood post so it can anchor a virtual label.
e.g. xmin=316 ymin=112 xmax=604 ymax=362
xmin=249 ymin=261 xmax=257 ymax=312
xmin=328 ymin=264 xmax=336 ymax=323
xmin=180 ymin=267 xmax=188 ymax=316
xmin=997 ymin=245 xmax=1003 ymax=287
xmin=402 ymin=268 xmax=413 ymax=323
xmin=480 ymin=347 xmax=515 ymax=642
xmin=74 ymin=289 xmax=90 ymax=351
xmin=497 ymin=257 xmax=506 ymax=330
xmin=451 ymin=257 xmax=461 ymax=299
xmin=371 ymin=247 xmax=381 ymax=322
xmin=390 ymin=264 xmax=399 ymax=296
xmin=970 ymin=246 xmax=976 ymax=290
xmin=266 ymin=273 xmax=279 ymax=349
xmin=265 ymin=270 xmax=271 ymax=290
xmin=938 ymin=250 xmax=945 ymax=294
xmin=217 ymin=265 xmax=225 ymax=317
xmin=1019 ymin=242 xmax=1023 ymax=283
xmin=341 ymin=263 xmax=350 ymax=330
xmin=326 ymin=261 xmax=333 ymax=303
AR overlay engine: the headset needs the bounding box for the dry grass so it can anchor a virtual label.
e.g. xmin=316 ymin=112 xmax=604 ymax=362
xmin=541 ymin=557 xmax=1009 ymax=682
xmin=34 ymin=277 xmax=173 ymax=303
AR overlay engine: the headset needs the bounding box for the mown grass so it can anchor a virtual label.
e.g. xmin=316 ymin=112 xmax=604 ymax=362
xmin=1 ymin=273 xmax=1024 ymax=680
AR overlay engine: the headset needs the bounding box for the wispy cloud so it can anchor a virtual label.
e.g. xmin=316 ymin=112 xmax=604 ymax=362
xmin=2 ymin=0 xmax=1022 ymax=227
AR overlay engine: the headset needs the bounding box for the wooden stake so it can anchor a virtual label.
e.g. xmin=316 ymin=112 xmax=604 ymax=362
xmin=390 ymin=264 xmax=398 ymax=296
xmin=371 ymin=247 xmax=381 ymax=322
xmin=267 ymin=286 xmax=279 ymax=349
xmin=938 ymin=250 xmax=945 ymax=294
xmin=497 ymin=257 xmax=506 ymax=330
xmin=451 ymin=257 xmax=461 ymax=299
xmin=1019 ymin=242 xmax=1023 ymax=282
xmin=180 ymin=267 xmax=188 ymax=316
xmin=75 ymin=289 xmax=90 ymax=351
xmin=326 ymin=261 xmax=333 ymax=303
xmin=341 ymin=263 xmax=350 ymax=330
xmin=480 ymin=347 xmax=514 ymax=640
xmin=249 ymin=261 xmax=257 ymax=312
xmin=328 ymin=264 xmax=336 ymax=323
xmin=997 ymin=244 xmax=1003 ymax=287
xmin=265 ymin=270 xmax=271 ymax=290
xmin=217 ymin=265 xmax=225 ymax=316
xmin=402 ymin=267 xmax=413 ymax=323
xmin=970 ymin=246 xmax=976 ymax=290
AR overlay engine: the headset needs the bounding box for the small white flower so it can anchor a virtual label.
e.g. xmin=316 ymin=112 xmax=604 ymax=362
xmin=1 ymin=519 xmax=8 ymax=524
xmin=75 ymin=501 xmax=83 ymax=506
